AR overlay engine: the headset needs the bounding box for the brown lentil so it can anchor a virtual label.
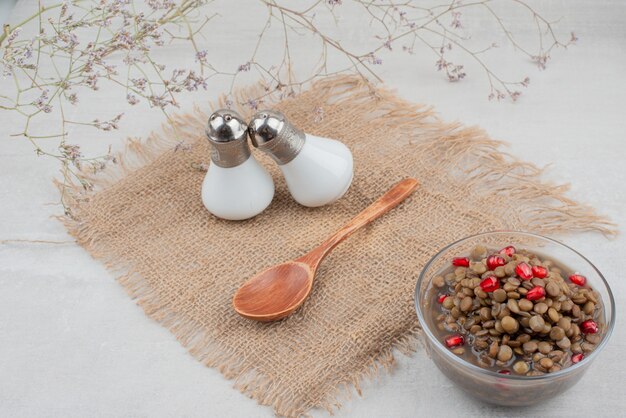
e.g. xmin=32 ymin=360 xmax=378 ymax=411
xmin=546 ymin=281 xmax=560 ymax=297
xmin=433 ymin=275 xmax=445 ymax=288
xmin=547 ymin=308 xmax=560 ymax=323
xmin=539 ymin=357 xmax=554 ymax=369
xmin=513 ymin=361 xmax=530 ymax=374
xmin=493 ymin=289 xmax=507 ymax=303
xmin=534 ymin=303 xmax=548 ymax=315
xmin=549 ymin=326 xmax=565 ymax=341
xmin=529 ymin=316 xmax=546 ymax=332
xmin=501 ymin=316 xmax=519 ymax=334
xmin=518 ymin=299 xmax=534 ymax=312
xmin=497 ymin=345 xmax=513 ymax=362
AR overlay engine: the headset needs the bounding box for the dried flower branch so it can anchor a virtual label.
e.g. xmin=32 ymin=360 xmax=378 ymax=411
xmin=0 ymin=0 xmax=574 ymax=213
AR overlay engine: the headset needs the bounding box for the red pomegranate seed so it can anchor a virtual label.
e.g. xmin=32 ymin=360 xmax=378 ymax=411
xmin=515 ymin=262 xmax=533 ymax=280
xmin=526 ymin=286 xmax=546 ymax=301
xmin=498 ymin=369 xmax=511 ymax=375
xmin=444 ymin=334 xmax=464 ymax=348
xmin=452 ymin=257 xmax=470 ymax=267
xmin=480 ymin=276 xmax=500 ymax=292
xmin=572 ymin=353 xmax=584 ymax=364
xmin=569 ymin=274 xmax=587 ymax=286
xmin=581 ymin=320 xmax=598 ymax=334
xmin=499 ymin=246 xmax=516 ymax=257
xmin=487 ymin=255 xmax=506 ymax=271
xmin=437 ymin=294 xmax=448 ymax=304
xmin=531 ymin=265 xmax=548 ymax=279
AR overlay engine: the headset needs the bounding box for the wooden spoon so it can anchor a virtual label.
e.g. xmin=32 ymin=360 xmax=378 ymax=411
xmin=232 ymin=178 xmax=419 ymax=322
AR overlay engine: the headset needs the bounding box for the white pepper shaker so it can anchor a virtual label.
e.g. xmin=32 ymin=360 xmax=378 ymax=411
xmin=248 ymin=110 xmax=353 ymax=207
xmin=201 ymin=109 xmax=274 ymax=220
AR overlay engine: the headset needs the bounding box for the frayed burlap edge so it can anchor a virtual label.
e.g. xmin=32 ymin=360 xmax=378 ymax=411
xmin=59 ymin=75 xmax=616 ymax=417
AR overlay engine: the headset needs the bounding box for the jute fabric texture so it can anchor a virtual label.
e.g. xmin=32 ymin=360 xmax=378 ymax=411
xmin=63 ymin=76 xmax=614 ymax=417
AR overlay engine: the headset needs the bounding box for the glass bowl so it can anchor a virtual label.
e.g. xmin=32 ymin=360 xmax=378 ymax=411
xmin=414 ymin=231 xmax=615 ymax=405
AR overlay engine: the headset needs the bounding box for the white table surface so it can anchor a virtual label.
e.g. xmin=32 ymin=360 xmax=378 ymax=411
xmin=1 ymin=1 xmax=625 ymax=417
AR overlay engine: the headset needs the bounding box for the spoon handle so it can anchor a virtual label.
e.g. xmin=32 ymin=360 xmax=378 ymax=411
xmin=298 ymin=178 xmax=419 ymax=267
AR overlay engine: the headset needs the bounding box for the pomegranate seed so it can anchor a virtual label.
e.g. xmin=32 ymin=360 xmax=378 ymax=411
xmin=571 ymin=353 xmax=584 ymax=364
xmin=526 ymin=286 xmax=546 ymax=301
xmin=569 ymin=274 xmax=587 ymax=286
xmin=531 ymin=265 xmax=548 ymax=279
xmin=498 ymin=369 xmax=511 ymax=375
xmin=452 ymin=257 xmax=470 ymax=267
xmin=480 ymin=276 xmax=500 ymax=292
xmin=515 ymin=262 xmax=533 ymax=280
xmin=437 ymin=294 xmax=448 ymax=304
xmin=444 ymin=334 xmax=464 ymax=348
xmin=487 ymin=255 xmax=506 ymax=271
xmin=499 ymin=246 xmax=516 ymax=257
xmin=581 ymin=320 xmax=598 ymax=334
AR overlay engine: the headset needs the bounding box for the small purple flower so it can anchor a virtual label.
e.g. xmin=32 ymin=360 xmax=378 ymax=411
xmin=532 ymin=54 xmax=549 ymax=70
xmin=93 ymin=113 xmax=123 ymax=131
xmin=86 ymin=74 xmax=99 ymax=90
xmin=60 ymin=144 xmax=82 ymax=168
xmin=245 ymin=98 xmax=261 ymax=110
xmin=131 ymin=77 xmax=147 ymax=91
xmin=126 ymin=93 xmax=139 ymax=105
xmin=6 ymin=27 xmax=22 ymax=44
xmin=196 ymin=50 xmax=208 ymax=64
xmin=182 ymin=70 xmax=207 ymax=91
xmin=32 ymin=89 xmax=51 ymax=112
xmin=237 ymin=62 xmax=251 ymax=72
xmin=450 ymin=12 xmax=462 ymax=29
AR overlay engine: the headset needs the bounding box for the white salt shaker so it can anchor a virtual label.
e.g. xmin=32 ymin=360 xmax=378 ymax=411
xmin=202 ymin=109 xmax=274 ymax=220
xmin=248 ymin=110 xmax=353 ymax=207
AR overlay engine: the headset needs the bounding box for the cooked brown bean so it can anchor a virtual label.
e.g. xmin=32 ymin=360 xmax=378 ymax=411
xmin=497 ymin=345 xmax=513 ymax=362
xmin=549 ymin=326 xmax=565 ymax=341
xmin=537 ymin=341 xmax=552 ymax=354
xmin=539 ymin=357 xmax=554 ymax=369
xmin=557 ymin=337 xmax=571 ymax=350
xmin=513 ymin=361 xmax=530 ymax=374
xmin=492 ymin=289 xmax=507 ymax=303
xmin=547 ymin=307 xmax=560 ymax=323
xmin=501 ymin=316 xmax=519 ymax=334
xmin=545 ymin=281 xmax=560 ymax=297
xmin=523 ymin=341 xmax=538 ymax=353
xmin=460 ymin=296 xmax=473 ymax=312
xmin=529 ymin=315 xmax=545 ymax=332
xmin=433 ymin=275 xmax=445 ymax=288
xmin=518 ymin=299 xmax=534 ymax=312
xmin=442 ymin=296 xmax=455 ymax=310
xmin=488 ymin=341 xmax=499 ymax=358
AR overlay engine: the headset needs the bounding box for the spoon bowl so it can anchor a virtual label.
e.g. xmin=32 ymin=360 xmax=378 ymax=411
xmin=233 ymin=178 xmax=419 ymax=322
xmin=233 ymin=261 xmax=313 ymax=321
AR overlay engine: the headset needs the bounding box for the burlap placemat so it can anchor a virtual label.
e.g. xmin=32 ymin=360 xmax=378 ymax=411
xmin=63 ymin=76 xmax=614 ymax=417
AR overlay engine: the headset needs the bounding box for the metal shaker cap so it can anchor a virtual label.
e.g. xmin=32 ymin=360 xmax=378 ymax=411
xmin=205 ymin=109 xmax=251 ymax=168
xmin=248 ymin=110 xmax=305 ymax=165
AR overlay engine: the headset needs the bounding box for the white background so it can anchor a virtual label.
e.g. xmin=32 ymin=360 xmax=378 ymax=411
xmin=1 ymin=1 xmax=625 ymax=417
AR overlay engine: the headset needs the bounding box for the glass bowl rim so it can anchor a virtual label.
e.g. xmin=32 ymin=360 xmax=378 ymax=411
xmin=414 ymin=230 xmax=616 ymax=381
